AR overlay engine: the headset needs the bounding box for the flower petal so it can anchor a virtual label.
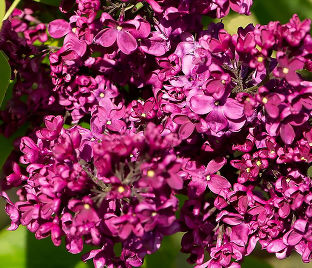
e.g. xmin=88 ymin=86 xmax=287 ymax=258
xmin=207 ymin=174 xmax=231 ymax=195
xmin=117 ymin=31 xmax=137 ymax=54
xmin=280 ymin=123 xmax=295 ymax=144
xmin=94 ymin=28 xmax=117 ymax=47
xmin=224 ymin=98 xmax=244 ymax=120
xmin=190 ymin=95 xmax=214 ymax=115
xmin=48 ymin=19 xmax=71 ymax=38
xmin=179 ymin=122 xmax=195 ymax=140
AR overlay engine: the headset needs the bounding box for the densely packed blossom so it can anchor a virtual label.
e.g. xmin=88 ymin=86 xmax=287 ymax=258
xmin=0 ymin=7 xmax=61 ymax=137
xmin=1 ymin=0 xmax=312 ymax=268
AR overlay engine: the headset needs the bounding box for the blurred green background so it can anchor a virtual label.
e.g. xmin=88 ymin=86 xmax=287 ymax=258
xmin=0 ymin=0 xmax=312 ymax=267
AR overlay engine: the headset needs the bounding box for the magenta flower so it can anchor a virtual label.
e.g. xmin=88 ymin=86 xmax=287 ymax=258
xmin=94 ymin=14 xmax=150 ymax=54
xmin=189 ymin=93 xmax=245 ymax=134
xmin=274 ymin=56 xmax=305 ymax=86
xmin=187 ymin=158 xmax=231 ymax=198
xmin=91 ymin=98 xmax=126 ymax=137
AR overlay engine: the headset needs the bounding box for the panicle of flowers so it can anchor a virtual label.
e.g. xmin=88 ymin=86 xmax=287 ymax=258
xmin=0 ymin=7 xmax=60 ymax=137
xmin=2 ymin=115 xmax=186 ymax=267
xmin=2 ymin=0 xmax=312 ymax=268
xmin=47 ymin=0 xmax=254 ymax=123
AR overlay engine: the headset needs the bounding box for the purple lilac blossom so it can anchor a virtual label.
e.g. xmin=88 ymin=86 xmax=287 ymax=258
xmin=1 ymin=0 xmax=312 ymax=267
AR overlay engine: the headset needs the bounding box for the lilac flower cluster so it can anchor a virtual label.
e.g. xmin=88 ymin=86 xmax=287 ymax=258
xmin=2 ymin=115 xmax=182 ymax=267
xmin=1 ymin=0 xmax=312 ymax=268
xmin=0 ymin=7 xmax=61 ymax=137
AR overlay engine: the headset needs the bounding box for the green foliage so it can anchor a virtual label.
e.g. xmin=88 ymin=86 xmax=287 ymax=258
xmin=222 ymin=13 xmax=258 ymax=34
xmin=242 ymin=256 xmax=273 ymax=268
xmin=144 ymin=233 xmax=193 ymax=268
xmin=0 ymin=123 xmax=28 ymax=170
xmin=308 ymin=165 xmax=312 ymax=178
xmin=0 ymin=50 xmax=11 ymax=107
xmin=0 ymin=226 xmax=93 ymax=268
xmin=0 ymin=0 xmax=5 ymax=29
xmin=27 ymin=231 xmax=93 ymax=268
xmin=33 ymin=0 xmax=61 ymax=6
xmin=0 ymin=226 xmax=26 ymax=268
xmin=252 ymin=0 xmax=312 ymax=25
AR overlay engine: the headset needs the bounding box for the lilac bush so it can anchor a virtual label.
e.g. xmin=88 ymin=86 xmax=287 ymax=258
xmin=1 ymin=0 xmax=312 ymax=267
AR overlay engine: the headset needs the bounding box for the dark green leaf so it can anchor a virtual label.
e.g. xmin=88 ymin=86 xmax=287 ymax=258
xmin=0 ymin=79 xmax=14 ymax=110
xmin=0 ymin=50 xmax=11 ymax=107
xmin=298 ymin=70 xmax=312 ymax=81
xmin=0 ymin=123 xmax=28 ymax=170
xmin=33 ymin=0 xmax=61 ymax=6
xmin=144 ymin=233 xmax=192 ymax=268
xmin=252 ymin=0 xmax=312 ymax=25
xmin=0 ymin=226 xmax=93 ymax=268
xmin=242 ymin=256 xmax=273 ymax=268
xmin=27 ymin=231 xmax=93 ymax=268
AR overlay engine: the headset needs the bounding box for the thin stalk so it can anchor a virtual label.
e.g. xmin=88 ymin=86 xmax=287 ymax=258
xmin=3 ymin=0 xmax=21 ymax=21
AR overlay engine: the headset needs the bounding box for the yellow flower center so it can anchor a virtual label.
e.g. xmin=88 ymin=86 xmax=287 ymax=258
xmin=246 ymin=168 xmax=251 ymax=173
xmin=282 ymin=67 xmax=289 ymax=74
xmin=106 ymin=120 xmax=112 ymax=125
xmin=262 ymin=97 xmax=268 ymax=104
xmin=256 ymin=160 xmax=262 ymax=166
xmin=147 ymin=170 xmax=155 ymax=177
xmin=84 ymin=204 xmax=91 ymax=210
xmin=151 ymin=212 xmax=157 ymax=216
xmin=118 ymin=186 xmax=125 ymax=193
xmin=141 ymin=113 xmax=146 ymax=118
xmin=117 ymin=26 xmax=123 ymax=31
xmin=99 ymin=93 xmax=105 ymax=98
xmin=257 ymin=56 xmax=264 ymax=63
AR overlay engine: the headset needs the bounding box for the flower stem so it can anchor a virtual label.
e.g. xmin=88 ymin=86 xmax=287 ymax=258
xmin=3 ymin=0 xmax=21 ymax=21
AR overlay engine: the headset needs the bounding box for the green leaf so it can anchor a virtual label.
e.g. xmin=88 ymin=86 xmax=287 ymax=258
xmin=27 ymin=231 xmax=93 ymax=268
xmin=242 ymin=256 xmax=273 ymax=268
xmin=0 ymin=226 xmax=93 ymax=268
xmin=1 ymin=79 xmax=14 ymax=110
xmin=252 ymin=0 xmax=312 ymax=25
xmin=222 ymin=13 xmax=259 ymax=35
xmin=0 ymin=227 xmax=26 ymax=268
xmin=0 ymin=135 xmax=14 ymax=170
xmin=0 ymin=123 xmax=28 ymax=170
xmin=144 ymin=233 xmax=192 ymax=268
xmin=0 ymin=50 xmax=11 ymax=107
xmin=0 ymin=0 xmax=5 ymax=29
xmin=33 ymin=0 xmax=61 ymax=6
xmin=80 ymin=122 xmax=91 ymax=129
xmin=307 ymin=165 xmax=312 ymax=177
